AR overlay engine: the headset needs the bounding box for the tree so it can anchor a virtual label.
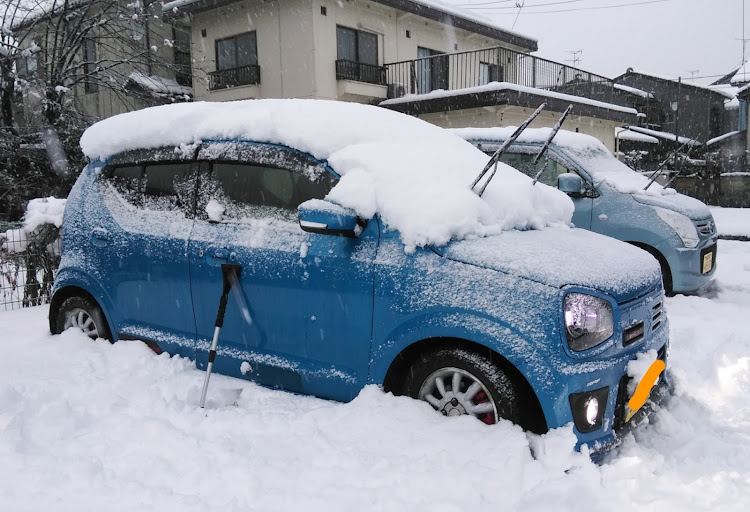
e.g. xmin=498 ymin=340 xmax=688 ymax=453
xmin=0 ymin=0 xmax=191 ymax=219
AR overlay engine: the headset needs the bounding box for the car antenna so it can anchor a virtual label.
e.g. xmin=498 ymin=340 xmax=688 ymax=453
xmin=470 ymin=103 xmax=546 ymax=197
xmin=643 ymin=135 xmax=698 ymax=191
xmin=531 ymin=104 xmax=574 ymax=185
xmin=661 ymin=133 xmax=702 ymax=189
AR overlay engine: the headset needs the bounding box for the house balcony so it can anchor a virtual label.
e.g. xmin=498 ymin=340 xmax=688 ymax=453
xmin=335 ymin=60 xmax=387 ymax=86
xmin=383 ymin=45 xmax=619 ymax=106
xmin=208 ymin=65 xmax=261 ymax=91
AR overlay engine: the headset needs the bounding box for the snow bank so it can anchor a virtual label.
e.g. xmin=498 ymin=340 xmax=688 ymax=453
xmin=80 ymin=99 xmax=574 ymax=251
xmin=710 ymin=207 xmax=750 ymax=238
xmin=1 ymin=197 xmax=66 ymax=252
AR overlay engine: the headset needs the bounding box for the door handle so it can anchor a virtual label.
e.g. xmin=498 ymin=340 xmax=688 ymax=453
xmin=91 ymin=228 xmax=110 ymax=246
xmin=205 ymin=246 xmax=229 ymax=261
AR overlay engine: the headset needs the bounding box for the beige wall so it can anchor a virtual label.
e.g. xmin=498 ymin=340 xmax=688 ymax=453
xmin=418 ymin=106 xmax=621 ymax=152
xmin=190 ymin=0 xmax=521 ymax=102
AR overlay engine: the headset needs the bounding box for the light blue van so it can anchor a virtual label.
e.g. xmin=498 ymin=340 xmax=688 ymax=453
xmin=50 ymin=100 xmax=670 ymax=458
xmin=453 ymin=127 xmax=718 ymax=294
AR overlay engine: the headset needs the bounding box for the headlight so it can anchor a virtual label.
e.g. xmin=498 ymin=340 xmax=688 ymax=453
xmin=654 ymin=207 xmax=699 ymax=248
xmin=564 ymin=293 xmax=614 ymax=351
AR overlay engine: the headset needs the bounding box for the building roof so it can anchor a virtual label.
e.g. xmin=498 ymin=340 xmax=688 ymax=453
xmin=616 ymin=68 xmax=734 ymax=99
xmin=380 ymin=81 xmax=638 ymax=123
xmin=162 ymin=0 xmax=538 ymax=51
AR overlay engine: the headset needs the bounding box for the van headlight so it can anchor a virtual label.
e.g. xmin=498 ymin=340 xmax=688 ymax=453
xmin=654 ymin=207 xmax=699 ymax=248
xmin=564 ymin=293 xmax=614 ymax=351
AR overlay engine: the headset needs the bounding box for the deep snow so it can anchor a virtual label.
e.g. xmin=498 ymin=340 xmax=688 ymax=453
xmin=1 ymin=238 xmax=749 ymax=510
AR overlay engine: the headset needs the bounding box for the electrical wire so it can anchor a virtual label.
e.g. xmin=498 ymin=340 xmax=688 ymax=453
xmin=465 ymin=0 xmax=584 ymax=11
xmin=469 ymin=0 xmax=672 ymax=15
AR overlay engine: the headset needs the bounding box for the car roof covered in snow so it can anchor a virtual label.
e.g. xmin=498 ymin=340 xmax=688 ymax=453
xmin=80 ymin=99 xmax=574 ymax=251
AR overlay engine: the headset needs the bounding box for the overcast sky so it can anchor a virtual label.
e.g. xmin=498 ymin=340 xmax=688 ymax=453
xmin=447 ymin=0 xmax=749 ymax=85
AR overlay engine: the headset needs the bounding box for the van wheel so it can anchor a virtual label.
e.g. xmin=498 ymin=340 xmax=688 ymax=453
xmin=53 ymin=296 xmax=111 ymax=341
xmin=403 ymin=348 xmax=520 ymax=425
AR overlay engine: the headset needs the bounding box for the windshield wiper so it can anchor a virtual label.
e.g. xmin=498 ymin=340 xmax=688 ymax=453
xmin=643 ymin=135 xmax=699 ymax=191
xmin=531 ymin=104 xmax=573 ymax=185
xmin=661 ymin=133 xmax=702 ymax=189
xmin=470 ymin=103 xmax=546 ymax=197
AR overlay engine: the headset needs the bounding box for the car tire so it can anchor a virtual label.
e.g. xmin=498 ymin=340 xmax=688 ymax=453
xmin=403 ymin=347 xmax=520 ymax=426
xmin=53 ymin=296 xmax=112 ymax=341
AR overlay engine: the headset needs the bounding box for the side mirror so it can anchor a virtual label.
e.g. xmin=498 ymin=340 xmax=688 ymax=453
xmin=298 ymin=199 xmax=363 ymax=237
xmin=558 ymin=174 xmax=583 ymax=195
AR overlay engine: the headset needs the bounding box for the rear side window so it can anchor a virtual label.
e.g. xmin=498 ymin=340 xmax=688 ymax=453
xmin=202 ymin=162 xmax=334 ymax=222
xmin=102 ymin=162 xmax=197 ymax=214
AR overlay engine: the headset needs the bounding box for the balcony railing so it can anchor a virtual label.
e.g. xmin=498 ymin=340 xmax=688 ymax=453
xmin=335 ymin=60 xmax=387 ymax=86
xmin=384 ymin=45 xmax=617 ymax=105
xmin=209 ymin=64 xmax=261 ymax=91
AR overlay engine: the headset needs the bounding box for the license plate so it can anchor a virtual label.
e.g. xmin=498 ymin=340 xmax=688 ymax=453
xmin=702 ymin=251 xmax=713 ymax=274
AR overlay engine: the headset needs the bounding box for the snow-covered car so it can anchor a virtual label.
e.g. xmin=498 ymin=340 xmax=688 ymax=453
xmin=452 ymin=127 xmax=718 ymax=294
xmin=50 ymin=99 xmax=669 ymax=458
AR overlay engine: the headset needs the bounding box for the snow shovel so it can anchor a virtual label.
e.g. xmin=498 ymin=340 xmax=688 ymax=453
xmin=199 ymin=263 xmax=242 ymax=408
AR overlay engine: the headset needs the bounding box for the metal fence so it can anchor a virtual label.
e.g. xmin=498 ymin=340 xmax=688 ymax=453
xmin=0 ymin=222 xmax=60 ymax=311
xmin=384 ymin=45 xmax=617 ymax=104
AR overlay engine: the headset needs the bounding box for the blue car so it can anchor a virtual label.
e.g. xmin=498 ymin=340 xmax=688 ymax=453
xmin=453 ymin=127 xmax=718 ymax=295
xmin=50 ymin=100 xmax=669 ymax=457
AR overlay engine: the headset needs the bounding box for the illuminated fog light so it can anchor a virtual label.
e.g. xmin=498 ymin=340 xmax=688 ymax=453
xmin=585 ymin=397 xmax=599 ymax=426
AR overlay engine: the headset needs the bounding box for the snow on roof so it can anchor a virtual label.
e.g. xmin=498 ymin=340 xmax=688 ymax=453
xmin=80 ymin=99 xmax=573 ymax=251
xmin=450 ymin=126 xmax=675 ymax=197
xmin=126 ymin=71 xmax=192 ymax=99
xmin=613 ymin=83 xmax=653 ymax=99
xmin=380 ymin=82 xmax=638 ymax=115
xmin=162 ymin=0 xmax=537 ymax=48
xmin=624 ymin=126 xmax=702 ymax=146
xmin=706 ymin=131 xmax=742 ymax=147
xmin=615 ymin=127 xmax=659 ymax=144
xmin=621 ymin=68 xmax=737 ymax=98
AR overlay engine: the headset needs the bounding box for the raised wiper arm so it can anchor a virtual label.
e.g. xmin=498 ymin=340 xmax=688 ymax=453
xmin=470 ymin=103 xmax=546 ymax=197
xmin=531 ymin=104 xmax=574 ymax=185
xmin=643 ymin=135 xmax=697 ymax=191
xmin=661 ymin=133 xmax=702 ymax=189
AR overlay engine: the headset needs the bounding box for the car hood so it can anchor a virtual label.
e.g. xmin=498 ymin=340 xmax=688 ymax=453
xmin=433 ymin=227 xmax=662 ymax=303
xmin=630 ymin=191 xmax=711 ymax=220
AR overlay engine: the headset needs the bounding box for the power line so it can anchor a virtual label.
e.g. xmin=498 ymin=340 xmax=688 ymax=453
xmin=470 ymin=0 xmax=672 ymax=15
xmin=464 ymin=0 xmax=583 ymax=10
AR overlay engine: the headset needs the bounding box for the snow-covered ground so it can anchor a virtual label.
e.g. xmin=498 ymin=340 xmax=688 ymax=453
xmin=1 ymin=240 xmax=749 ymax=511
xmin=711 ymin=207 xmax=750 ymax=238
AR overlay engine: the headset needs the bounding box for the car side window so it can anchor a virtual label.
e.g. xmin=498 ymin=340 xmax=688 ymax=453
xmin=498 ymin=152 xmax=579 ymax=188
xmin=102 ymin=161 xmax=197 ymax=215
xmin=198 ymin=159 xmax=335 ymax=223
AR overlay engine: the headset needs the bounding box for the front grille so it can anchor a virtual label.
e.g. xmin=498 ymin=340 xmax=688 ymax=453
xmin=623 ymin=322 xmax=645 ymax=346
xmin=696 ymin=220 xmax=716 ymax=236
xmin=651 ymin=301 xmax=663 ymax=332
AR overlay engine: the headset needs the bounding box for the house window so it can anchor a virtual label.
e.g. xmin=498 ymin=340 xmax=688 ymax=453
xmin=82 ymin=38 xmax=98 ymax=93
xmin=335 ymin=26 xmax=384 ymax=85
xmin=416 ymin=47 xmax=448 ymax=93
xmin=210 ymin=31 xmax=259 ymax=90
xmin=173 ymin=26 xmax=192 ymax=87
xmin=479 ymin=62 xmax=502 ymax=86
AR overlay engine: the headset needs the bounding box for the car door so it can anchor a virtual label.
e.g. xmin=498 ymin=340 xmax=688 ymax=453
xmin=499 ymin=150 xmax=593 ymax=229
xmin=85 ymin=149 xmax=198 ymax=356
xmin=188 ymin=142 xmax=377 ymax=402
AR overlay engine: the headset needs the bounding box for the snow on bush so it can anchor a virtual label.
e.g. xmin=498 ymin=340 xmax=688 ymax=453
xmin=80 ymin=99 xmax=574 ymax=252
xmin=1 ymin=197 xmax=66 ymax=253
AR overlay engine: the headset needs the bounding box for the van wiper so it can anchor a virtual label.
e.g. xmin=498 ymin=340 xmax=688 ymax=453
xmin=470 ymin=103 xmax=546 ymax=197
xmin=531 ymin=104 xmax=573 ymax=185
xmin=661 ymin=133 xmax=702 ymax=189
xmin=643 ymin=135 xmax=698 ymax=191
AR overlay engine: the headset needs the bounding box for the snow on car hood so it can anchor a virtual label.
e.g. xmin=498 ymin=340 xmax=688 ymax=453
xmin=630 ymin=193 xmax=712 ymax=220
xmin=434 ymin=226 xmax=662 ymax=302
xmin=451 ymin=127 xmax=685 ymax=198
xmin=81 ymin=99 xmax=573 ymax=251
